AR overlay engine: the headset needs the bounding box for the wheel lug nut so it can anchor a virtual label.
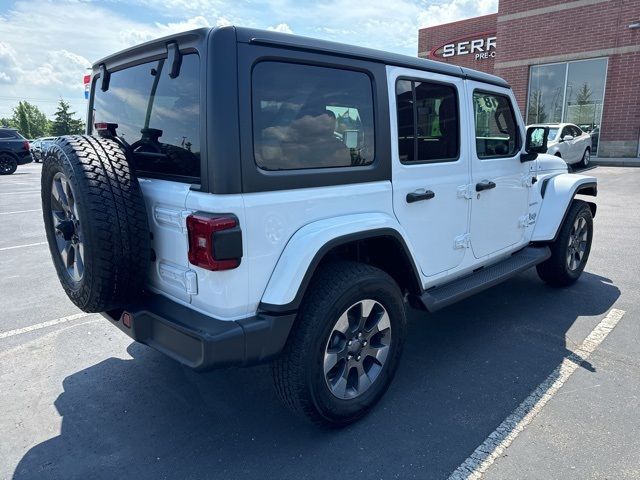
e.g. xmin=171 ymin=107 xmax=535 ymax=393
xmin=347 ymin=340 xmax=352 ymax=346
xmin=356 ymin=355 xmax=361 ymax=361
xmin=362 ymin=341 xmax=367 ymax=346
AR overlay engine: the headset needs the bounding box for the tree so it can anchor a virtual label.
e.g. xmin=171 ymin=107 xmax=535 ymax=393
xmin=50 ymin=99 xmax=84 ymax=136
xmin=573 ymin=83 xmax=594 ymax=125
xmin=8 ymin=101 xmax=50 ymax=138
xmin=527 ymin=89 xmax=547 ymax=124
xmin=576 ymin=83 xmax=593 ymax=106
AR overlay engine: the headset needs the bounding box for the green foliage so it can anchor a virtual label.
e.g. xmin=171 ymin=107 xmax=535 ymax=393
xmin=50 ymin=99 xmax=85 ymax=136
xmin=527 ymin=89 xmax=547 ymax=124
xmin=6 ymin=101 xmax=51 ymax=138
xmin=576 ymin=83 xmax=593 ymax=106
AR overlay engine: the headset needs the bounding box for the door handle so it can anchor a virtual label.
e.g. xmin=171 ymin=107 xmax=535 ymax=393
xmin=475 ymin=180 xmax=496 ymax=192
xmin=406 ymin=190 xmax=435 ymax=203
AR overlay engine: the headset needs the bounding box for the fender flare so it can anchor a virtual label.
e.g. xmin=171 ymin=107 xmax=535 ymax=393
xmin=532 ymin=173 xmax=597 ymax=242
xmin=258 ymin=213 xmax=423 ymax=313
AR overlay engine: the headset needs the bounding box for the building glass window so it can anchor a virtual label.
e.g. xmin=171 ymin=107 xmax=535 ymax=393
xmin=395 ymin=79 xmax=459 ymax=163
xmin=527 ymin=58 xmax=607 ymax=154
xmin=252 ymin=62 xmax=375 ymax=171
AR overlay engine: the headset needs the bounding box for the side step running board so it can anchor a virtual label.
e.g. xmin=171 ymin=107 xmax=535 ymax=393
xmin=420 ymin=246 xmax=551 ymax=312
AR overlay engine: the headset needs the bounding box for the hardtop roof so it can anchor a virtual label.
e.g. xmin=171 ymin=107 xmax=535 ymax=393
xmin=94 ymin=26 xmax=510 ymax=89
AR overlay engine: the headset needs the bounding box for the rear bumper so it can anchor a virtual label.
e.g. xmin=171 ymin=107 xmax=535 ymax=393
xmin=17 ymin=152 xmax=33 ymax=165
xmin=102 ymin=294 xmax=296 ymax=371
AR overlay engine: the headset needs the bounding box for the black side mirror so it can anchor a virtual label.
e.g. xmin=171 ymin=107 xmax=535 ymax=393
xmin=521 ymin=126 xmax=549 ymax=162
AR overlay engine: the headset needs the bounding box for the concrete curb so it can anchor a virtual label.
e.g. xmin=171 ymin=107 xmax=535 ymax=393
xmin=593 ymin=157 xmax=640 ymax=167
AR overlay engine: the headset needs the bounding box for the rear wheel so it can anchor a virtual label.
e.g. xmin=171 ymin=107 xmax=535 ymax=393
xmin=0 ymin=154 xmax=18 ymax=175
xmin=273 ymin=261 xmax=406 ymax=426
xmin=536 ymin=200 xmax=593 ymax=287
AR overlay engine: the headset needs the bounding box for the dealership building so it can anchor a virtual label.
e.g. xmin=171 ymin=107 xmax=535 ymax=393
xmin=418 ymin=0 xmax=640 ymax=158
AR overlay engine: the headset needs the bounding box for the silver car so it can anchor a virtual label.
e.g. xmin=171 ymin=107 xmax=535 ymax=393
xmin=528 ymin=123 xmax=592 ymax=167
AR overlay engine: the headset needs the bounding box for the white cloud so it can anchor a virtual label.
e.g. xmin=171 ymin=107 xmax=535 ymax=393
xmin=418 ymin=0 xmax=498 ymax=28
xmin=267 ymin=23 xmax=294 ymax=34
xmin=0 ymin=0 xmax=498 ymax=120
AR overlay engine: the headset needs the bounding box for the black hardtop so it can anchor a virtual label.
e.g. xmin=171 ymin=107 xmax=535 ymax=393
xmin=93 ymin=25 xmax=510 ymax=89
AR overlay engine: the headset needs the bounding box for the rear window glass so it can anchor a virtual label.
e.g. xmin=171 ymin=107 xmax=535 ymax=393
xmin=0 ymin=130 xmax=19 ymax=139
xmin=92 ymin=53 xmax=200 ymax=180
xmin=252 ymin=61 xmax=375 ymax=171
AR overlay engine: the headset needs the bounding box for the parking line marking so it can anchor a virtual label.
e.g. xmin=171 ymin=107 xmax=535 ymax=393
xmin=448 ymin=308 xmax=626 ymax=480
xmin=0 ymin=209 xmax=41 ymax=215
xmin=0 ymin=242 xmax=47 ymax=251
xmin=0 ymin=190 xmax=41 ymax=195
xmin=0 ymin=313 xmax=91 ymax=339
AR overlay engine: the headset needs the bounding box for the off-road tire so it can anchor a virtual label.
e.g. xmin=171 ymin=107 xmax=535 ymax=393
xmin=0 ymin=153 xmax=18 ymax=175
xmin=41 ymin=135 xmax=150 ymax=312
xmin=536 ymin=200 xmax=593 ymax=287
xmin=273 ymin=261 xmax=407 ymax=427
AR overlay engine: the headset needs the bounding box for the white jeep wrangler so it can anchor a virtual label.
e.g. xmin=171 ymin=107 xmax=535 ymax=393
xmin=41 ymin=26 xmax=597 ymax=426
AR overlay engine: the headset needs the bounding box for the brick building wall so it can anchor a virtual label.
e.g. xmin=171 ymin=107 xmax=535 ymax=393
xmin=418 ymin=0 xmax=640 ymax=157
xmin=418 ymin=13 xmax=497 ymax=73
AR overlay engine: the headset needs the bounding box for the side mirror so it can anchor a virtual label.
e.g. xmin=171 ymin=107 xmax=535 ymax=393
xmin=562 ymin=135 xmax=574 ymax=142
xmin=521 ymin=126 xmax=549 ymax=162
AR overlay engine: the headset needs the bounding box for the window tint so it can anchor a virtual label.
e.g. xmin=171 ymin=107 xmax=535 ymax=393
xmin=396 ymin=79 xmax=459 ymax=163
xmin=93 ymin=54 xmax=200 ymax=180
xmin=0 ymin=131 xmax=12 ymax=139
xmin=473 ymin=92 xmax=520 ymax=158
xmin=570 ymin=125 xmax=582 ymax=137
xmin=252 ymin=62 xmax=374 ymax=171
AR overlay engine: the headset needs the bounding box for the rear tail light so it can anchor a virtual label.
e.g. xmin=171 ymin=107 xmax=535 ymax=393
xmin=186 ymin=213 xmax=242 ymax=271
xmin=23 ymin=141 xmax=30 ymax=151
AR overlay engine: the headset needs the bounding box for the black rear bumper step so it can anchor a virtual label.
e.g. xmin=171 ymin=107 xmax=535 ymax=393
xmin=102 ymin=293 xmax=296 ymax=371
xmin=420 ymin=246 xmax=551 ymax=312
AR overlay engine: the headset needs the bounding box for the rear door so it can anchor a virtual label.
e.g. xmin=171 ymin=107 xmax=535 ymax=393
xmin=467 ymin=83 xmax=530 ymax=259
xmin=389 ymin=66 xmax=471 ymax=277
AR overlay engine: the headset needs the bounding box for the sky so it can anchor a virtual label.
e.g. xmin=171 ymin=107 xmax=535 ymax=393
xmin=0 ymin=0 xmax=498 ymax=121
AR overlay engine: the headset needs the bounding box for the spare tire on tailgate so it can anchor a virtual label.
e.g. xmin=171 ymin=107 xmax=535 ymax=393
xmin=41 ymin=135 xmax=150 ymax=312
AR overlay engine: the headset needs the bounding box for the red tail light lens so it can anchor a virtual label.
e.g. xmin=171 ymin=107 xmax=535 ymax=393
xmin=186 ymin=214 xmax=241 ymax=271
xmin=23 ymin=141 xmax=30 ymax=151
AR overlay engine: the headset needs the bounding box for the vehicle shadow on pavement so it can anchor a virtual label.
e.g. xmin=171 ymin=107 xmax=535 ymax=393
xmin=13 ymin=270 xmax=619 ymax=480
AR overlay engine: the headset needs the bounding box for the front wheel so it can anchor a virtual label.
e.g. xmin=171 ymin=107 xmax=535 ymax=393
xmin=537 ymin=200 xmax=593 ymax=287
xmin=580 ymin=148 xmax=590 ymax=168
xmin=273 ymin=261 xmax=407 ymax=426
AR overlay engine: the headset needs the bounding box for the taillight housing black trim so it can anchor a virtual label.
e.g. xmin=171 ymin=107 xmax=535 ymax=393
xmin=186 ymin=213 xmax=242 ymax=271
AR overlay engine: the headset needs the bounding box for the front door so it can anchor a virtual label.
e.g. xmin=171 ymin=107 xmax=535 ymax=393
xmin=389 ymin=67 xmax=471 ymax=277
xmin=467 ymin=83 xmax=531 ymax=259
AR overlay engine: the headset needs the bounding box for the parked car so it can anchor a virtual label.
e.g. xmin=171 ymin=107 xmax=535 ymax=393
xmin=42 ymin=26 xmax=597 ymax=426
xmin=31 ymin=136 xmax=57 ymax=162
xmin=0 ymin=128 xmax=32 ymax=175
xmin=528 ymin=123 xmax=592 ymax=167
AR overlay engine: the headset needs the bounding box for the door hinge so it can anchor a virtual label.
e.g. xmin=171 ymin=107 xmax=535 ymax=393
xmin=454 ymin=233 xmax=471 ymax=249
xmin=521 ymin=174 xmax=535 ymax=188
xmin=457 ymin=184 xmax=473 ymax=200
xmin=519 ymin=213 xmax=536 ymax=228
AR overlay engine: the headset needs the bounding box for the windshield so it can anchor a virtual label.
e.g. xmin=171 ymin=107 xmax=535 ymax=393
xmin=548 ymin=128 xmax=559 ymax=141
xmin=92 ymin=53 xmax=200 ymax=180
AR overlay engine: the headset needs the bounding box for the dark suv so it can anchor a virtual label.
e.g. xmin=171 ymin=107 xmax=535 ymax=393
xmin=0 ymin=128 xmax=32 ymax=175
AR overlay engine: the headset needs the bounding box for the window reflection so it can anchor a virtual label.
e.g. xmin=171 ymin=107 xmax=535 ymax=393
xmin=527 ymin=58 xmax=607 ymax=154
xmin=93 ymin=54 xmax=200 ymax=179
xmin=252 ymin=62 xmax=375 ymax=171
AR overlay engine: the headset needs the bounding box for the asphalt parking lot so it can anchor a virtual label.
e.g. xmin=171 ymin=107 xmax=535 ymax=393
xmin=1 ymin=162 xmax=639 ymax=480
